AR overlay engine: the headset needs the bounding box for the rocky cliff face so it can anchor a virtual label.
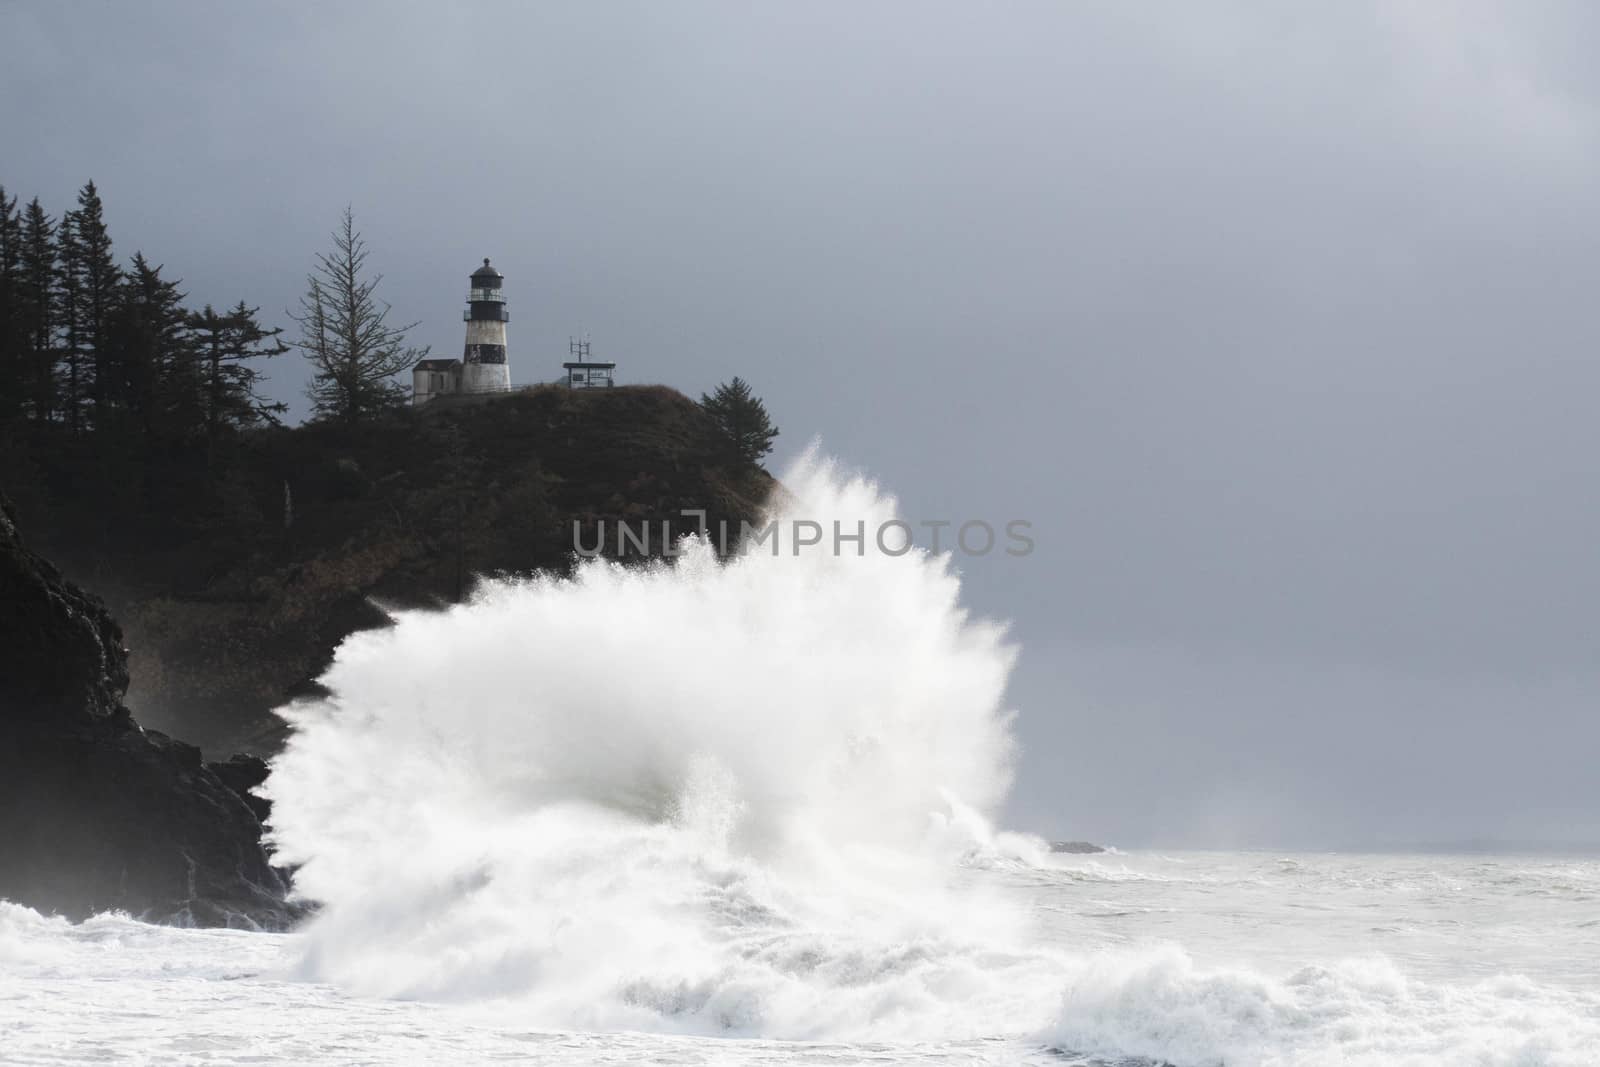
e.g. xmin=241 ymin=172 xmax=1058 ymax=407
xmin=0 ymin=496 xmax=296 ymax=928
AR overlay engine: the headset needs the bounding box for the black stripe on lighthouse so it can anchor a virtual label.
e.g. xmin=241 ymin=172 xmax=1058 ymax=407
xmin=465 ymin=344 xmax=507 ymax=364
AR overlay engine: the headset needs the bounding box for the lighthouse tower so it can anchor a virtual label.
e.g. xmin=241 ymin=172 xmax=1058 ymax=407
xmin=461 ymin=258 xmax=511 ymax=394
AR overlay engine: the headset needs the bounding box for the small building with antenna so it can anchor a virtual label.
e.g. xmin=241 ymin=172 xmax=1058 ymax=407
xmin=413 ymin=258 xmax=513 ymax=404
xmin=562 ymin=339 xmax=616 ymax=389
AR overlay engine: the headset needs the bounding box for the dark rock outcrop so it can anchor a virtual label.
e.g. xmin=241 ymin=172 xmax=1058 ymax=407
xmin=0 ymin=496 xmax=295 ymax=928
xmin=1049 ymin=840 xmax=1107 ymax=855
xmin=205 ymin=753 xmax=274 ymax=825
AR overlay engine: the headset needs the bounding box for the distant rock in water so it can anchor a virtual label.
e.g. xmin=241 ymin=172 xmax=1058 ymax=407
xmin=1049 ymin=840 xmax=1106 ymax=854
xmin=0 ymin=495 xmax=296 ymax=928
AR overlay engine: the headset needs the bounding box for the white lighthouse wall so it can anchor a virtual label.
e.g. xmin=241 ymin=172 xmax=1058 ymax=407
xmin=462 ymin=361 xmax=511 ymax=393
xmin=465 ymin=320 xmax=508 ymax=348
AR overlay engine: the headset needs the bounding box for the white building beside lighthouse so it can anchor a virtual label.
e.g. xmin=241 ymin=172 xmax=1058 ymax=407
xmin=412 ymin=258 xmax=513 ymax=404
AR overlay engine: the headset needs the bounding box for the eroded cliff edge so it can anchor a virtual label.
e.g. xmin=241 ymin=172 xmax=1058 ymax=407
xmin=0 ymin=494 xmax=295 ymax=927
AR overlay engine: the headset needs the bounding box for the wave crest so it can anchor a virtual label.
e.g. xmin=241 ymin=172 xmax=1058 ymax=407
xmin=262 ymin=450 xmax=1035 ymax=1036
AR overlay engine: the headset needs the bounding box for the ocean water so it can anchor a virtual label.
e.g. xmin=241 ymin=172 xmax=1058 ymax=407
xmin=4 ymin=851 xmax=1599 ymax=1065
xmin=4 ymin=453 xmax=1598 ymax=1065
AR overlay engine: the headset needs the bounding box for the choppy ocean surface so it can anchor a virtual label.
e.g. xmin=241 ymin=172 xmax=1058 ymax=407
xmin=5 ymin=454 xmax=1597 ymax=1064
xmin=4 ymin=849 xmax=1598 ymax=1066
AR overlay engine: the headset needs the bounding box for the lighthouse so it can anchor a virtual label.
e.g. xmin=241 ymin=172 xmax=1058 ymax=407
xmin=461 ymin=258 xmax=511 ymax=394
xmin=410 ymin=258 xmax=518 ymax=404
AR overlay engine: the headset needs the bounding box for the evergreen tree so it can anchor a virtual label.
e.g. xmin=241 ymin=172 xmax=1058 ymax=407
xmin=63 ymin=182 xmax=122 ymax=429
xmin=188 ymin=301 xmax=288 ymax=435
xmin=18 ymin=199 xmax=58 ymax=423
xmin=55 ymin=183 xmax=122 ymax=433
xmin=55 ymin=201 xmax=84 ymax=432
xmin=699 ymin=376 xmax=780 ymax=464
xmin=0 ymin=186 xmax=22 ymax=421
xmin=113 ymin=253 xmax=192 ymax=439
xmin=291 ymin=207 xmax=426 ymax=425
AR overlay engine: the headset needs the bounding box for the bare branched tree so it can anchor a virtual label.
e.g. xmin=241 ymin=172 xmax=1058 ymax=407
xmin=291 ymin=207 xmax=426 ymax=424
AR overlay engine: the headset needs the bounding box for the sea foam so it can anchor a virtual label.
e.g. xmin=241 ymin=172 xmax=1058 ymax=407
xmin=262 ymin=448 xmax=1050 ymax=1038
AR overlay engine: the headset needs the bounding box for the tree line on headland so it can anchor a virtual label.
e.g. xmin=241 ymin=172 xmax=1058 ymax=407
xmin=0 ymin=182 xmax=448 ymax=447
xmin=0 ymin=180 xmax=290 ymax=446
xmin=1 ymin=180 xmax=778 ymax=457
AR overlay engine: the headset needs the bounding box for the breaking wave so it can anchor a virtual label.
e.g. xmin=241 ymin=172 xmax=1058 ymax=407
xmin=262 ymin=449 xmax=1055 ymax=1039
xmin=257 ymin=449 xmax=1600 ymax=1062
xmin=1047 ymin=943 xmax=1600 ymax=1066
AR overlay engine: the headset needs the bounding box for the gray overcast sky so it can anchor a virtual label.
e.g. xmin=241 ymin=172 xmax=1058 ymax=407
xmin=4 ymin=2 xmax=1597 ymax=847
